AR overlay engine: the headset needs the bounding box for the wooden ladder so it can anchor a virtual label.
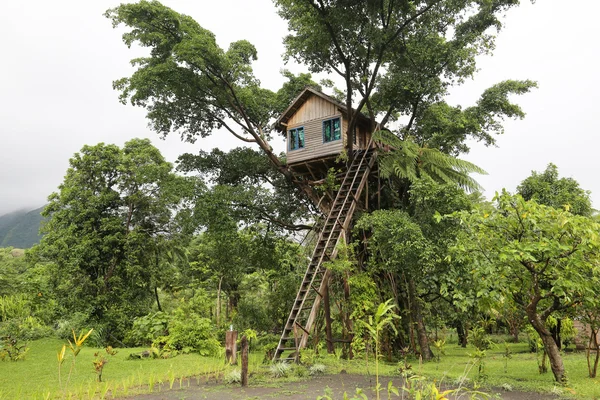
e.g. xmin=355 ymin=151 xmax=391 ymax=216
xmin=273 ymin=146 xmax=376 ymax=362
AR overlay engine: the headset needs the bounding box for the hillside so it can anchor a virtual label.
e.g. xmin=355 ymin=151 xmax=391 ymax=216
xmin=0 ymin=206 xmax=45 ymax=248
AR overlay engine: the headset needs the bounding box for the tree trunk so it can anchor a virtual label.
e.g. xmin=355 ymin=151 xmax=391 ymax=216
xmin=587 ymin=327 xmax=600 ymax=378
xmin=527 ymin=308 xmax=566 ymax=383
xmin=241 ymin=335 xmax=249 ymax=387
xmin=216 ymin=276 xmax=223 ymax=327
xmin=154 ymin=286 xmax=162 ymax=312
xmin=323 ymin=281 xmax=334 ymax=354
xmin=342 ymin=271 xmax=354 ymax=359
xmin=455 ymin=320 xmax=467 ymax=348
xmin=511 ymin=325 xmax=519 ymax=343
xmin=551 ymin=318 xmax=562 ymax=350
xmin=407 ymin=278 xmax=433 ymax=360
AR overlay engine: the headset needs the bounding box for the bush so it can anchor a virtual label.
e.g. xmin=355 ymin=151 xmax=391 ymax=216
xmin=0 ymin=335 xmax=29 ymax=361
xmin=166 ymin=311 xmax=221 ymax=356
xmin=0 ymin=316 xmax=52 ymax=340
xmin=55 ymin=312 xmax=91 ymax=341
xmin=270 ymin=362 xmax=291 ymax=378
xmin=470 ymin=326 xmax=493 ymax=351
xmin=0 ymin=294 xmax=30 ymax=321
xmin=309 ymin=363 xmax=326 ymax=376
xmin=125 ymin=311 xmax=170 ymax=346
xmin=224 ymin=369 xmax=241 ymax=384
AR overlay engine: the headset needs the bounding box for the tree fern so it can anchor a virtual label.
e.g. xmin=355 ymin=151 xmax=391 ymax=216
xmin=373 ymin=130 xmax=486 ymax=192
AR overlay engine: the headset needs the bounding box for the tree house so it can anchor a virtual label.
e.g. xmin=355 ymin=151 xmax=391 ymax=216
xmin=276 ymin=88 xmax=374 ymax=178
xmin=273 ymin=88 xmax=378 ymax=361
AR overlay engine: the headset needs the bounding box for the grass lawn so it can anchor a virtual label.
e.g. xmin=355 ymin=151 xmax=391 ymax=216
xmin=318 ymin=338 xmax=600 ymax=399
xmin=1 ymin=336 xmax=600 ymax=399
xmin=0 ymin=338 xmax=264 ymax=399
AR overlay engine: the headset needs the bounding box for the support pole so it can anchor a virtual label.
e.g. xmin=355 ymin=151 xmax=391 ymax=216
xmin=241 ymin=335 xmax=249 ymax=387
xmin=225 ymin=330 xmax=238 ymax=365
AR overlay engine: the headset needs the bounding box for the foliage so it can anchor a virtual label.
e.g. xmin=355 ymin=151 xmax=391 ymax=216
xmin=178 ymin=147 xmax=314 ymax=234
xmin=356 ymin=299 xmax=399 ymax=400
xmin=30 ymin=139 xmax=194 ymax=342
xmin=309 ymin=363 xmax=326 ymax=376
xmin=374 ymin=130 xmax=486 ymax=192
xmin=162 ymin=311 xmax=221 ymax=357
xmin=518 ymin=163 xmax=593 ymax=217
xmin=93 ymin=346 xmax=118 ymax=382
xmin=451 ymin=191 xmax=600 ymax=383
xmin=224 ymin=369 xmax=241 ymax=384
xmin=469 ymin=326 xmax=493 ymax=352
xmin=269 ymin=362 xmax=291 ymax=378
xmin=125 ymin=312 xmax=170 ymax=347
xmin=0 ymin=335 xmax=28 ymax=361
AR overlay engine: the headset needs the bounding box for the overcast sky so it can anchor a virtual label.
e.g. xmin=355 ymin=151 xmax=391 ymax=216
xmin=1 ymin=0 xmax=598 ymax=215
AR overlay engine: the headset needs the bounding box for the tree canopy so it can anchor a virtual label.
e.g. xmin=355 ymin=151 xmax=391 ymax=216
xmin=30 ymin=139 xmax=194 ymax=338
xmin=518 ymin=163 xmax=593 ymax=217
xmin=452 ymin=192 xmax=600 ymax=382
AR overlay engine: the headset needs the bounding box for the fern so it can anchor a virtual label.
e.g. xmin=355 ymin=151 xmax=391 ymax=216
xmin=373 ymin=130 xmax=486 ymax=192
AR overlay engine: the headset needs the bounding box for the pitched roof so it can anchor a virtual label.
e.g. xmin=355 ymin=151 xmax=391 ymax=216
xmin=275 ymin=87 xmax=371 ymax=131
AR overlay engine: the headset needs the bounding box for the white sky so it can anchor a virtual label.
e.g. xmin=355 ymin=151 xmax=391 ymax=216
xmin=0 ymin=0 xmax=598 ymax=215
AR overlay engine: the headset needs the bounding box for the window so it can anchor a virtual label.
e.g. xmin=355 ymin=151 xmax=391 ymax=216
xmin=289 ymin=127 xmax=304 ymax=150
xmin=323 ymin=117 xmax=341 ymax=143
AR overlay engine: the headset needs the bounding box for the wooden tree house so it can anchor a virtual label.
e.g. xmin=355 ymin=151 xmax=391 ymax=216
xmin=273 ymin=88 xmax=378 ymax=361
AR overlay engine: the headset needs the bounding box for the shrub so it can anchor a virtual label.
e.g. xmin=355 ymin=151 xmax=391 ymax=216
xmin=0 ymin=316 xmax=51 ymax=340
xmin=224 ymin=369 xmax=242 ymax=384
xmin=309 ymin=363 xmax=326 ymax=376
xmin=55 ymin=312 xmax=91 ymax=340
xmin=0 ymin=335 xmax=29 ymax=361
xmin=166 ymin=311 xmax=221 ymax=356
xmin=125 ymin=311 xmax=170 ymax=346
xmin=270 ymin=362 xmax=291 ymax=378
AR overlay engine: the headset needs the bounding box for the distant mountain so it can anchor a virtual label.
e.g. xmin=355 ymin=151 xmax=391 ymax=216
xmin=0 ymin=206 xmax=45 ymax=248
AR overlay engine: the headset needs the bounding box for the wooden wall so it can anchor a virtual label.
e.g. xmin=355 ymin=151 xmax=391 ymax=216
xmin=287 ymin=96 xmax=345 ymax=164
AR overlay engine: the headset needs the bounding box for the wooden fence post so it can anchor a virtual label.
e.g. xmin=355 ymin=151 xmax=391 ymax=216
xmin=225 ymin=330 xmax=238 ymax=365
xmin=241 ymin=335 xmax=249 ymax=387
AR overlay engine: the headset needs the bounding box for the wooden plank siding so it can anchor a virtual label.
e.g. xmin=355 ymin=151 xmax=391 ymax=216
xmin=287 ymin=115 xmax=345 ymax=164
xmin=288 ymin=96 xmax=338 ymax=126
xmin=285 ymin=93 xmax=371 ymax=165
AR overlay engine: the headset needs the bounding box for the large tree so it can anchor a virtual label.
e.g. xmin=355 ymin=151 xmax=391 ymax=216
xmin=452 ymin=192 xmax=600 ymax=383
xmin=30 ymin=139 xmax=194 ymax=338
xmin=106 ymin=0 xmax=535 ymax=179
xmin=518 ymin=163 xmax=593 ymax=217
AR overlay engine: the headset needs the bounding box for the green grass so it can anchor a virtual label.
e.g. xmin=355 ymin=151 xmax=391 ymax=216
xmin=0 ymin=338 xmax=265 ymax=399
xmin=316 ymin=340 xmax=600 ymax=399
xmin=2 ymin=337 xmax=600 ymax=399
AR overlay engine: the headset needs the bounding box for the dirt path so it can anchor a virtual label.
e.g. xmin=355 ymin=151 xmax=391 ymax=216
xmin=125 ymin=374 xmax=557 ymax=400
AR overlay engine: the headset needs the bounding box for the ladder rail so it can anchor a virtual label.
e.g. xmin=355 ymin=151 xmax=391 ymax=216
xmin=274 ymin=142 xmax=376 ymax=361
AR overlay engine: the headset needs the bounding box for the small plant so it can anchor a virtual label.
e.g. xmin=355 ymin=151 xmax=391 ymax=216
xmin=356 ymin=299 xmax=399 ymax=400
xmin=93 ymin=346 xmax=118 ymax=382
xmin=309 ymin=363 xmax=326 ymax=376
xmin=262 ymin=342 xmax=277 ymax=363
xmin=269 ymin=362 xmax=291 ymax=378
xmin=0 ymin=335 xmax=29 ymax=361
xmin=502 ymin=341 xmax=512 ymax=373
xmin=293 ymin=364 xmax=309 ymax=377
xmin=469 ymin=348 xmax=488 ymax=383
xmin=58 ymin=328 xmax=93 ymax=393
xmin=432 ymin=339 xmax=446 ymax=363
xmin=299 ymin=348 xmax=319 ymax=366
xmin=469 ymin=326 xmax=493 ymax=351
xmin=402 ymin=376 xmax=455 ymax=400
xmin=224 ymin=369 xmax=241 ymax=384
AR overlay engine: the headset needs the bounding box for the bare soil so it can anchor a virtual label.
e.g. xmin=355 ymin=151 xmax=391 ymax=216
xmin=124 ymin=373 xmax=557 ymax=400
